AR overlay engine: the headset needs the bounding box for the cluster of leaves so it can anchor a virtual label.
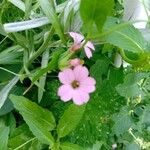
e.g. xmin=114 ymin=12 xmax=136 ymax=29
xmin=0 ymin=0 xmax=150 ymax=149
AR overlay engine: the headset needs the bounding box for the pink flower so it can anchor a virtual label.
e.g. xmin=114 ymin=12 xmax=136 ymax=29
xmin=69 ymin=32 xmax=95 ymax=59
xmin=58 ymin=65 xmax=96 ymax=105
xmin=70 ymin=58 xmax=82 ymax=67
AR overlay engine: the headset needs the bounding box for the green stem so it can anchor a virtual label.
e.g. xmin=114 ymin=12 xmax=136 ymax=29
xmin=27 ymin=28 xmax=54 ymax=67
xmin=14 ymin=137 xmax=36 ymax=150
xmin=119 ymin=49 xmax=144 ymax=65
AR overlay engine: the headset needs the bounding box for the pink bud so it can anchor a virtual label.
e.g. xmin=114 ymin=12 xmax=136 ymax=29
xmin=70 ymin=58 xmax=81 ymax=67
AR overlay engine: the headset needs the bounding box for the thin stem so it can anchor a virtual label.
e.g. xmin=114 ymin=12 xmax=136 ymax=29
xmin=0 ymin=36 xmax=8 ymax=45
xmin=14 ymin=137 xmax=36 ymax=150
xmin=0 ymin=67 xmax=20 ymax=76
xmin=27 ymin=28 xmax=54 ymax=67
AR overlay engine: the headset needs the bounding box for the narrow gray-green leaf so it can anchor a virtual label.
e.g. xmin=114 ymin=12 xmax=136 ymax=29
xmin=38 ymin=0 xmax=66 ymax=43
xmin=0 ymin=76 xmax=19 ymax=109
xmin=4 ymin=17 xmax=50 ymax=33
xmin=38 ymin=49 xmax=49 ymax=103
xmin=10 ymin=95 xmax=55 ymax=145
xmin=57 ymin=104 xmax=85 ymax=138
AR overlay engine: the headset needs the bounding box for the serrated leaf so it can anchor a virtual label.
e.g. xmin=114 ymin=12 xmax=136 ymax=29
xmin=112 ymin=106 xmax=133 ymax=136
xmin=116 ymin=73 xmax=148 ymax=98
xmin=104 ymin=17 xmax=147 ymax=53
xmin=57 ymin=104 xmax=85 ymax=138
xmin=80 ymin=0 xmax=114 ymax=31
xmin=10 ymin=95 xmax=55 ymax=145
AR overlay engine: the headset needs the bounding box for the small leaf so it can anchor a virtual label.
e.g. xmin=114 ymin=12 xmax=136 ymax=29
xmin=57 ymin=104 xmax=85 ymax=138
xmin=10 ymin=95 xmax=55 ymax=145
xmin=60 ymin=142 xmax=84 ymax=150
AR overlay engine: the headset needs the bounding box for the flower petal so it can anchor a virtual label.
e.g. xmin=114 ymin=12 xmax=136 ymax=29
xmin=84 ymin=47 xmax=92 ymax=59
xmin=79 ymin=85 xmax=96 ymax=93
xmin=58 ymin=68 xmax=75 ymax=84
xmin=72 ymin=90 xmax=90 ymax=105
xmin=73 ymin=65 xmax=89 ymax=81
xmin=69 ymin=32 xmax=84 ymax=44
xmin=85 ymin=41 xmax=95 ymax=50
xmin=58 ymin=85 xmax=73 ymax=102
xmin=81 ymin=77 xmax=96 ymax=85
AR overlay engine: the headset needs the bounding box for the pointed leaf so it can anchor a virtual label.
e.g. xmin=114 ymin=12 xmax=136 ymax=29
xmin=57 ymin=104 xmax=85 ymax=138
xmin=10 ymin=95 xmax=55 ymax=145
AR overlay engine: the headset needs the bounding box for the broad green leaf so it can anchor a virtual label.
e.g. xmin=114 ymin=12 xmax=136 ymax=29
xmin=0 ymin=126 xmax=10 ymax=150
xmin=139 ymin=105 xmax=150 ymax=126
xmin=116 ymin=73 xmax=148 ymax=98
xmin=57 ymin=104 xmax=85 ymax=138
xmin=112 ymin=106 xmax=133 ymax=136
xmin=104 ymin=17 xmax=147 ymax=53
xmin=8 ymin=124 xmax=34 ymax=149
xmin=0 ymin=76 xmax=19 ymax=109
xmin=126 ymin=143 xmax=140 ymax=150
xmin=10 ymin=95 xmax=55 ymax=145
xmin=60 ymin=142 xmax=84 ymax=150
xmin=87 ymin=141 xmax=102 ymax=150
xmin=80 ymin=0 xmax=114 ymax=31
xmin=38 ymin=0 xmax=66 ymax=43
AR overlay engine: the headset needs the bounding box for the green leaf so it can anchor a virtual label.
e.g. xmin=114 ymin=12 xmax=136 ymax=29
xmin=38 ymin=49 xmax=49 ymax=103
xmin=139 ymin=105 xmax=150 ymax=127
xmin=112 ymin=106 xmax=133 ymax=136
xmin=126 ymin=143 xmax=140 ymax=150
xmin=0 ymin=126 xmax=10 ymax=150
xmin=60 ymin=142 xmax=84 ymax=150
xmin=104 ymin=17 xmax=147 ymax=53
xmin=57 ymin=104 xmax=85 ymax=138
xmin=32 ymin=49 xmax=64 ymax=83
xmin=38 ymin=0 xmax=66 ymax=43
xmin=80 ymin=0 xmax=114 ymax=31
xmin=116 ymin=73 xmax=148 ymax=98
xmin=8 ymin=124 xmax=34 ymax=149
xmin=10 ymin=94 xmax=55 ymax=145
xmin=0 ymin=76 xmax=19 ymax=109
xmin=0 ymin=24 xmax=6 ymax=36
